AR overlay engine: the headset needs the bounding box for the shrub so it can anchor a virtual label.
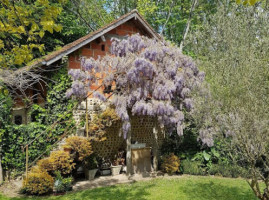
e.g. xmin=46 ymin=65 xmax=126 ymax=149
xmin=88 ymin=106 xmax=120 ymax=142
xmin=64 ymin=136 xmax=92 ymax=162
xmin=22 ymin=167 xmax=54 ymax=195
xmin=161 ymin=153 xmax=180 ymax=174
xmin=208 ymin=164 xmax=250 ymax=178
xmin=181 ymin=159 xmax=205 ymax=175
xmin=37 ymin=157 xmax=54 ymax=172
xmin=37 ymin=151 xmax=75 ymax=175
xmin=54 ymin=171 xmax=73 ymax=193
xmin=84 ymin=154 xmax=98 ymax=169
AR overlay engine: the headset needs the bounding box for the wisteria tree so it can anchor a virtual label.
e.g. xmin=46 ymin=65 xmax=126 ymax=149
xmin=67 ymin=34 xmax=204 ymax=174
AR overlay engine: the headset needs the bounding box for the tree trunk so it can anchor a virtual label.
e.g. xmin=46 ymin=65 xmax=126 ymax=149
xmin=152 ymin=120 xmax=159 ymax=171
xmin=126 ymin=128 xmax=132 ymax=175
xmin=179 ymin=0 xmax=198 ymax=52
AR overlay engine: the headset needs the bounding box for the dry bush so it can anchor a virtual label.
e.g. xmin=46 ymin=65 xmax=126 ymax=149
xmin=22 ymin=167 xmax=54 ymax=195
xmin=64 ymin=136 xmax=92 ymax=162
xmin=161 ymin=153 xmax=180 ymax=174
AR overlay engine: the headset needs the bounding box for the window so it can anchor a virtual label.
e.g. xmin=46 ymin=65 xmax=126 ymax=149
xmin=14 ymin=115 xmax=23 ymax=125
xmin=101 ymin=44 xmax=105 ymax=51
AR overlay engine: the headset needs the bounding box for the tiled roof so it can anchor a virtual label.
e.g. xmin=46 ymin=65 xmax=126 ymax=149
xmin=18 ymin=10 xmax=161 ymax=72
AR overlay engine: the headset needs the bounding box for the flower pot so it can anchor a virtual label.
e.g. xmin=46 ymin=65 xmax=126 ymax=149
xmin=85 ymin=169 xmax=98 ymax=180
xmin=121 ymin=165 xmax=127 ymax=173
xmin=100 ymin=168 xmax=111 ymax=176
xmin=111 ymin=165 xmax=122 ymax=176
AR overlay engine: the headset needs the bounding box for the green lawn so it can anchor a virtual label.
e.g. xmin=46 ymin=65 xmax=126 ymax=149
xmin=0 ymin=176 xmax=257 ymax=200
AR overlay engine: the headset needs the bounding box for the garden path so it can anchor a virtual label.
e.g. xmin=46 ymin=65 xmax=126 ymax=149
xmin=73 ymin=172 xmax=163 ymax=191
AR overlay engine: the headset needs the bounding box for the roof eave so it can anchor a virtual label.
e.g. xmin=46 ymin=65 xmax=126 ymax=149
xmin=45 ymin=12 xmax=160 ymax=66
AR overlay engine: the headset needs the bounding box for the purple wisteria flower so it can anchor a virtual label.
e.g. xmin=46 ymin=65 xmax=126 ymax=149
xmin=66 ymin=34 xmax=205 ymax=139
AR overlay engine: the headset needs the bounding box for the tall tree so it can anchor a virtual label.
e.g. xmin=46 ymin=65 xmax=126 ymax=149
xmin=0 ymin=0 xmax=66 ymax=68
xmin=188 ymin=4 xmax=269 ymax=199
xmin=105 ymin=0 xmax=220 ymax=50
xmin=0 ymin=0 xmax=69 ymax=105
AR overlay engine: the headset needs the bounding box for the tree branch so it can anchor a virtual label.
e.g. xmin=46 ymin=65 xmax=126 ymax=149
xmin=160 ymin=1 xmax=174 ymax=35
xmin=179 ymin=0 xmax=198 ymax=52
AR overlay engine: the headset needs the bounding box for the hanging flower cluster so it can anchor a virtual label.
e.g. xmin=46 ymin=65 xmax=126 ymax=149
xmin=65 ymin=57 xmax=106 ymax=101
xmin=67 ymin=34 xmax=204 ymax=138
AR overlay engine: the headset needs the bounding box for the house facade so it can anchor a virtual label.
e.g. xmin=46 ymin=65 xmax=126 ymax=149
xmin=13 ymin=10 xmax=165 ymax=166
xmin=13 ymin=9 xmax=160 ymax=124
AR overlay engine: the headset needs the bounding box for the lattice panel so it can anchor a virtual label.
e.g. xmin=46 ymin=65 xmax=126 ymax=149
xmin=73 ymin=99 xmax=165 ymax=160
xmin=91 ymin=116 xmax=165 ymax=160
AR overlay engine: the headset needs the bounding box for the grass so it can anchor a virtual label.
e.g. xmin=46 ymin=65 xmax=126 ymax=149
xmin=0 ymin=176 xmax=257 ymax=200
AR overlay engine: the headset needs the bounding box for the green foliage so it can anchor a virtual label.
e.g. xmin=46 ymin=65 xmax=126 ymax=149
xmin=161 ymin=130 xmax=200 ymax=156
xmin=236 ymin=0 xmax=261 ymax=5
xmin=54 ymin=171 xmax=73 ymax=193
xmin=0 ymin=85 xmax=12 ymax=143
xmin=2 ymin=123 xmax=47 ymax=170
xmin=143 ymin=0 xmax=219 ymax=46
xmin=208 ymin=163 xmax=251 ymax=178
xmin=180 ymin=159 xmax=205 ymax=176
xmin=0 ymin=0 xmax=67 ymax=68
xmin=84 ymin=154 xmax=98 ymax=170
xmin=188 ymin=4 xmax=269 ymax=198
xmin=161 ymin=126 xmax=238 ymax=177
xmin=160 ymin=153 xmax=180 ymax=174
xmin=191 ymin=148 xmax=221 ymax=171
xmin=22 ymin=167 xmax=54 ymax=195
xmin=1 ymin=67 xmax=76 ymax=172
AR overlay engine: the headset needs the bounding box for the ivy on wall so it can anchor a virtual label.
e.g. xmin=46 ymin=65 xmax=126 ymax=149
xmin=1 ymin=67 xmax=76 ymax=173
xmin=0 ymin=86 xmax=12 ymax=143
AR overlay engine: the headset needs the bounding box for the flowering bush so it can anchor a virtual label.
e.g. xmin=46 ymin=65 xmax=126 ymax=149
xmin=67 ymin=34 xmax=204 ymax=138
xmin=161 ymin=153 xmax=180 ymax=174
xmin=64 ymin=136 xmax=92 ymax=162
xmin=22 ymin=167 xmax=54 ymax=195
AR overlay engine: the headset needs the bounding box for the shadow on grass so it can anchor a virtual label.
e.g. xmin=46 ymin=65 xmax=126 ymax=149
xmin=1 ymin=182 xmax=154 ymax=200
xmin=181 ymin=180 xmax=257 ymax=200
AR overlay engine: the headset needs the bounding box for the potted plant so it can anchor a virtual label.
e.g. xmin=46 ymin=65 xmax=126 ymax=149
xmin=84 ymin=154 xmax=98 ymax=180
xmin=111 ymin=151 xmax=125 ymax=176
xmin=53 ymin=171 xmax=73 ymax=195
xmin=99 ymin=158 xmax=111 ymax=176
